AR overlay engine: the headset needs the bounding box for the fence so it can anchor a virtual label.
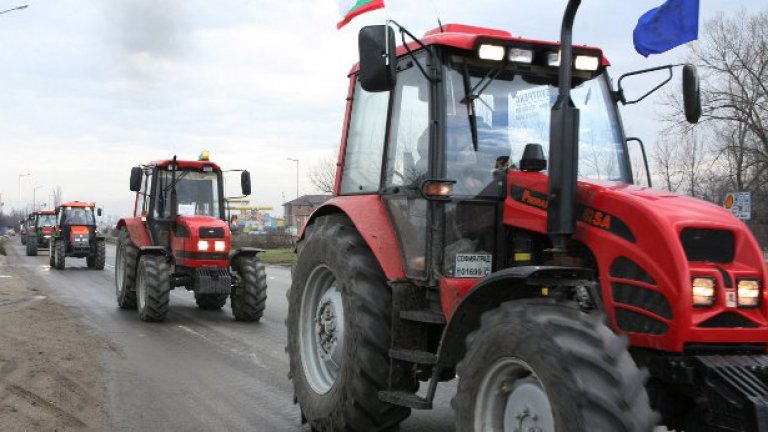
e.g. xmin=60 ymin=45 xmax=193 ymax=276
xmin=232 ymin=230 xmax=295 ymax=250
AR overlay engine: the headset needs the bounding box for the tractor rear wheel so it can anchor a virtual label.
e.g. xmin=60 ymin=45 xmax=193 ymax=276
xmin=453 ymin=299 xmax=658 ymax=432
xmin=287 ymin=214 xmax=410 ymax=431
xmin=230 ymin=257 xmax=267 ymax=321
xmin=49 ymin=240 xmax=56 ymax=267
xmin=195 ymin=293 xmax=228 ymax=310
xmin=136 ymin=254 xmax=171 ymax=322
xmin=26 ymin=236 xmax=37 ymax=256
xmin=115 ymin=229 xmax=138 ymax=309
xmin=54 ymin=239 xmax=66 ymax=270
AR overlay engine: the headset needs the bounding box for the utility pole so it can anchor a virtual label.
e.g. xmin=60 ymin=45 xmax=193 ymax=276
xmin=287 ymin=158 xmax=300 ymax=200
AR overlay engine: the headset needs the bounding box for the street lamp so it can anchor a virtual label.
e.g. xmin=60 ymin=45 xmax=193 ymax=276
xmin=18 ymin=173 xmax=30 ymax=207
xmin=287 ymin=158 xmax=299 ymax=200
xmin=32 ymin=185 xmax=44 ymax=211
xmin=0 ymin=5 xmax=28 ymax=16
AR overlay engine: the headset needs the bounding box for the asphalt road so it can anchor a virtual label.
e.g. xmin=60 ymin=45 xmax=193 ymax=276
xmin=7 ymin=241 xmax=456 ymax=432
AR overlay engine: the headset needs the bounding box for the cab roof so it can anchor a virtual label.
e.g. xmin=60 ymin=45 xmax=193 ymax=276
xmin=151 ymin=159 xmax=222 ymax=171
xmin=59 ymin=201 xmax=96 ymax=208
xmin=35 ymin=210 xmax=55 ymax=215
xmin=349 ymin=23 xmax=609 ymax=74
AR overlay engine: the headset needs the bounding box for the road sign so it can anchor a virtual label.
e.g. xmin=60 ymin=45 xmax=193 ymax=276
xmin=724 ymin=192 xmax=751 ymax=220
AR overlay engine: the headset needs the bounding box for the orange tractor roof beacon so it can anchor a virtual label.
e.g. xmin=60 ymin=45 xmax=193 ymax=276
xmin=286 ymin=6 xmax=767 ymax=432
xmin=50 ymin=201 xmax=105 ymax=270
xmin=115 ymin=154 xmax=267 ymax=323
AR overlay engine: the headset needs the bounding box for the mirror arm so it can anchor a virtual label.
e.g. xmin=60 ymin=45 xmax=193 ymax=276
xmin=617 ymin=64 xmax=688 ymax=105
xmin=627 ymin=137 xmax=652 ymax=188
xmin=389 ymin=19 xmax=433 ymax=83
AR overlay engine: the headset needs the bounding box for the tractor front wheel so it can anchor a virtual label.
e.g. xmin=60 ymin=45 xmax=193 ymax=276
xmin=90 ymin=240 xmax=106 ymax=270
xmin=453 ymin=299 xmax=658 ymax=432
xmin=230 ymin=257 xmax=267 ymax=321
xmin=49 ymin=239 xmax=56 ymax=267
xmin=21 ymin=235 xmax=26 ymax=246
xmin=136 ymin=254 xmax=171 ymax=322
xmin=287 ymin=215 xmax=410 ymax=431
xmin=195 ymin=293 xmax=228 ymax=310
xmin=26 ymin=236 xmax=37 ymax=256
xmin=54 ymin=239 xmax=66 ymax=270
xmin=115 ymin=229 xmax=138 ymax=309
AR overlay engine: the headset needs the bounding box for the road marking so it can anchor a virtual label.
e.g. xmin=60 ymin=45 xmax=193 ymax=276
xmin=105 ymin=264 xmax=115 ymax=269
xmin=0 ymin=275 xmax=12 ymax=278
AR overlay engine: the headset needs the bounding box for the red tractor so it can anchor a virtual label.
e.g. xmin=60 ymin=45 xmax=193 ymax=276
xmin=115 ymin=154 xmax=267 ymax=323
xmin=50 ymin=201 xmax=106 ymax=270
xmin=25 ymin=210 xmax=56 ymax=256
xmin=286 ymin=5 xmax=768 ymax=432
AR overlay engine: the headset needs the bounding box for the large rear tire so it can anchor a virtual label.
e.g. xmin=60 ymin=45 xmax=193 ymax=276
xmin=136 ymin=254 xmax=171 ymax=322
xmin=195 ymin=293 xmax=228 ymax=310
xmin=26 ymin=236 xmax=37 ymax=256
xmin=115 ymin=229 xmax=138 ymax=309
xmin=453 ymin=299 xmax=658 ymax=432
xmin=230 ymin=257 xmax=267 ymax=321
xmin=54 ymin=239 xmax=66 ymax=270
xmin=287 ymin=214 xmax=411 ymax=431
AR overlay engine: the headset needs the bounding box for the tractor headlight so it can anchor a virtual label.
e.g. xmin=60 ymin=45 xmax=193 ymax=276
xmin=547 ymin=52 xmax=561 ymax=67
xmin=508 ymin=48 xmax=534 ymax=64
xmin=197 ymin=240 xmax=209 ymax=251
xmin=737 ymin=279 xmax=761 ymax=308
xmin=214 ymin=240 xmax=226 ymax=252
xmin=692 ymin=277 xmax=715 ymax=307
xmin=574 ymin=55 xmax=600 ymax=71
xmin=478 ymin=44 xmax=505 ymax=61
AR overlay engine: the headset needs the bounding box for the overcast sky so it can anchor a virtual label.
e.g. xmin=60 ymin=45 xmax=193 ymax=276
xmin=0 ymin=0 xmax=761 ymax=218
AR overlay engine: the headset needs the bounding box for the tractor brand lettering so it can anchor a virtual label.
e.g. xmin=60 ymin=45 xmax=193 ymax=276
xmin=581 ymin=207 xmax=612 ymax=230
xmin=511 ymin=187 xmax=549 ymax=210
xmin=578 ymin=205 xmax=636 ymax=243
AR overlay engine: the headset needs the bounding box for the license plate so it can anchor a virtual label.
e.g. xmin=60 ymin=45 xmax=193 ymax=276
xmin=455 ymin=253 xmax=492 ymax=278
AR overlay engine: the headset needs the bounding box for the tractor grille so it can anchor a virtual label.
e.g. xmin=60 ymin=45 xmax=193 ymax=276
xmin=698 ymin=312 xmax=759 ymax=329
xmin=610 ymin=257 xmax=655 ymax=284
xmin=612 ymin=283 xmax=672 ymax=320
xmin=680 ymin=228 xmax=735 ymax=263
xmin=199 ymin=227 xmax=225 ymax=239
xmin=615 ymin=308 xmax=669 ymax=335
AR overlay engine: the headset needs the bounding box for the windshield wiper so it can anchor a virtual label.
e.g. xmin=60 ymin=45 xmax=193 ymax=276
xmin=459 ymin=62 xmax=506 ymax=151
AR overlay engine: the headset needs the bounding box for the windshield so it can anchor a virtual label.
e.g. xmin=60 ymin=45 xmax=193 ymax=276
xmin=155 ymin=169 xmax=222 ymax=219
xmin=37 ymin=214 xmax=56 ymax=227
xmin=444 ymin=60 xmax=628 ymax=196
xmin=64 ymin=208 xmax=95 ymax=225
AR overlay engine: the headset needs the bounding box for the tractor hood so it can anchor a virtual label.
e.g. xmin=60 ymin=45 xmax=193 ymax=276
xmin=506 ymin=172 xmax=768 ymax=352
xmin=172 ymin=215 xmax=231 ymax=268
xmin=175 ymin=215 xmax=229 ymax=236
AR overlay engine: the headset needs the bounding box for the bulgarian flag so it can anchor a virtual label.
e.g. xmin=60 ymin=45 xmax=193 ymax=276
xmin=337 ymin=0 xmax=385 ymax=30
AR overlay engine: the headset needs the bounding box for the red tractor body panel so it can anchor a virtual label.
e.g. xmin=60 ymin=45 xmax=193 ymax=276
xmin=117 ymin=217 xmax=153 ymax=248
xmin=300 ymin=196 xmax=406 ymax=281
xmin=171 ymin=215 xmax=230 ymax=268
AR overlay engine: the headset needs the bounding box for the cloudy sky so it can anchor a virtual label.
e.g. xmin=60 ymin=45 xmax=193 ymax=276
xmin=0 ymin=0 xmax=760 ymax=218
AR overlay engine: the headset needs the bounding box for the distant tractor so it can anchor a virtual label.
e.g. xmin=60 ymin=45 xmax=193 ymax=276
xmin=25 ymin=210 xmax=56 ymax=256
xmin=19 ymin=215 xmax=32 ymax=245
xmin=50 ymin=201 xmax=105 ymax=270
xmin=115 ymin=153 xmax=267 ymax=322
xmin=286 ymin=7 xmax=768 ymax=432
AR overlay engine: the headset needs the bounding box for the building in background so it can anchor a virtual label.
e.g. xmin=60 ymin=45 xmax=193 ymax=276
xmin=283 ymin=195 xmax=332 ymax=232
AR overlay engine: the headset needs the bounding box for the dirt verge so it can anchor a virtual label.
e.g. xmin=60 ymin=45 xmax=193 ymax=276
xmin=0 ymin=250 xmax=107 ymax=431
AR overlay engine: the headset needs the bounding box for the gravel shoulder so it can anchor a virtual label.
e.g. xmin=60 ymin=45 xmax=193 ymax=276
xmin=0 ymin=241 xmax=108 ymax=431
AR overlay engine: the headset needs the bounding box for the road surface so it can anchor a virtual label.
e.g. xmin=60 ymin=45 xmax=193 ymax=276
xmin=5 ymin=240 xmax=456 ymax=431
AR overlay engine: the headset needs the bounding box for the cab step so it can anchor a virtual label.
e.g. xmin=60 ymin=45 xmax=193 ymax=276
xmin=378 ymin=391 xmax=432 ymax=410
xmin=389 ymin=348 xmax=437 ymax=365
xmin=400 ymin=310 xmax=446 ymax=324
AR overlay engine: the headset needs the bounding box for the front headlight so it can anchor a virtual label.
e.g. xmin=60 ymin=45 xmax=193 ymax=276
xmin=737 ymin=279 xmax=761 ymax=307
xmin=692 ymin=277 xmax=715 ymax=307
xmin=197 ymin=240 xmax=209 ymax=251
xmin=214 ymin=240 xmax=226 ymax=252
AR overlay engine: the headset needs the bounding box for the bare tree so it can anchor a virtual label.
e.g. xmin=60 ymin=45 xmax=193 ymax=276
xmin=308 ymin=154 xmax=337 ymax=194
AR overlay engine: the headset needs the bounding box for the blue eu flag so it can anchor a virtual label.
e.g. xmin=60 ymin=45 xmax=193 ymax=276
xmin=633 ymin=0 xmax=700 ymax=57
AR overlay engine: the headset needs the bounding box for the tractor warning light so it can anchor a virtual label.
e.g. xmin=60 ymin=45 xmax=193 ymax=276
xmin=199 ymin=150 xmax=211 ymax=161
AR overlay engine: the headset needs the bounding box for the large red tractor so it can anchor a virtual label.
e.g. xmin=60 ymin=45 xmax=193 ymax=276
xmin=25 ymin=210 xmax=56 ymax=256
xmin=50 ymin=201 xmax=106 ymax=270
xmin=286 ymin=5 xmax=768 ymax=432
xmin=115 ymin=154 xmax=267 ymax=323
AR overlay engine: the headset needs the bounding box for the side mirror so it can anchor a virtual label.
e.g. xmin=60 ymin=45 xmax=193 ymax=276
xmin=130 ymin=167 xmax=143 ymax=192
xmin=97 ymin=208 xmax=102 ymax=217
xmin=241 ymin=171 xmax=252 ymax=196
xmin=682 ymin=64 xmax=702 ymax=124
xmin=358 ymin=25 xmax=397 ymax=93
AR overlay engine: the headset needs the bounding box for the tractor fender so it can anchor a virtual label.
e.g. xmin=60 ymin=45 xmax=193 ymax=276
xmin=229 ymin=247 xmax=264 ymax=263
xmin=299 ymin=196 xmax=406 ymax=281
xmin=435 ymin=266 xmax=594 ymax=368
xmin=116 ymin=217 xmax=152 ymax=248
xmin=137 ymin=246 xmax=170 ymax=260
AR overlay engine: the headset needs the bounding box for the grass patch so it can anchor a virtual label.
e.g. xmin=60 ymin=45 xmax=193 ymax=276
xmin=259 ymin=248 xmax=296 ymax=265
